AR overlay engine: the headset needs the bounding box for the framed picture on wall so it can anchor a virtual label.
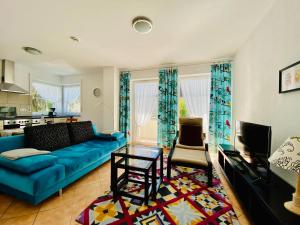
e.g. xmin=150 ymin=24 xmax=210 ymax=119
xmin=279 ymin=60 xmax=300 ymax=93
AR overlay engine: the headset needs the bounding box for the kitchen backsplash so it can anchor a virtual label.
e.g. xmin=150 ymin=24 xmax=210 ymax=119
xmin=0 ymin=92 xmax=32 ymax=116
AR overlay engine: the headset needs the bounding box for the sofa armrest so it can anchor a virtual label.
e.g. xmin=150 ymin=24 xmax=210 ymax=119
xmin=94 ymin=132 xmax=125 ymax=141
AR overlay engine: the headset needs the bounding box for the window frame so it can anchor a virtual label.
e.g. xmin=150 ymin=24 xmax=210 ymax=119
xmin=31 ymin=81 xmax=81 ymax=115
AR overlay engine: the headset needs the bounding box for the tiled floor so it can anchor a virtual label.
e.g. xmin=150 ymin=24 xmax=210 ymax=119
xmin=0 ymin=152 xmax=252 ymax=225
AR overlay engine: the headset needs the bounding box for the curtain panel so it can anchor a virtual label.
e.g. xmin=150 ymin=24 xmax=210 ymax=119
xmin=209 ymin=63 xmax=232 ymax=147
xmin=158 ymin=68 xmax=178 ymax=148
xmin=119 ymin=71 xmax=131 ymax=140
xmin=180 ymin=76 xmax=210 ymax=132
xmin=134 ymin=82 xmax=158 ymax=136
xmin=63 ymin=85 xmax=80 ymax=113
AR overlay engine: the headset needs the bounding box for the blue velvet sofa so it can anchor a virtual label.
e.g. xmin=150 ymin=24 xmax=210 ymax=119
xmin=0 ymin=121 xmax=126 ymax=205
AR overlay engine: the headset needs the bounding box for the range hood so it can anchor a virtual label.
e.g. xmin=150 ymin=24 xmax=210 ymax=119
xmin=0 ymin=60 xmax=28 ymax=94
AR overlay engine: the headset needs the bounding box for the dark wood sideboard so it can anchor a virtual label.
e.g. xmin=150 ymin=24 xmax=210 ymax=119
xmin=218 ymin=144 xmax=300 ymax=225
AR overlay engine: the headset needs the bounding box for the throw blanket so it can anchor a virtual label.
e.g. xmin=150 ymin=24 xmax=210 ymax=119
xmin=0 ymin=148 xmax=50 ymax=160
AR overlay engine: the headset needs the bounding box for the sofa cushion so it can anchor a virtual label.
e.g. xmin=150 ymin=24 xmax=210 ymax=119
xmin=53 ymin=139 xmax=120 ymax=175
xmin=171 ymin=147 xmax=208 ymax=167
xmin=0 ymin=164 xmax=65 ymax=195
xmin=179 ymin=118 xmax=203 ymax=146
xmin=53 ymin=148 xmax=99 ymax=175
xmin=24 ymin=123 xmax=71 ymax=151
xmin=0 ymin=135 xmax=25 ymax=153
xmin=67 ymin=121 xmax=95 ymax=144
xmin=0 ymin=154 xmax=57 ymax=174
xmin=95 ymin=132 xmax=124 ymax=141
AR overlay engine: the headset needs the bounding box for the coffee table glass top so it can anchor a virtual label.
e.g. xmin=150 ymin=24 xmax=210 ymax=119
xmin=113 ymin=145 xmax=162 ymax=170
xmin=115 ymin=145 xmax=161 ymax=159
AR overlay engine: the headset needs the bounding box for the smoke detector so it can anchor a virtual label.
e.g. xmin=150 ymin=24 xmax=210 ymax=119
xmin=132 ymin=16 xmax=152 ymax=34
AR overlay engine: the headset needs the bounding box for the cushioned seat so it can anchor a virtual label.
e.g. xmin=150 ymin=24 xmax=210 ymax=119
xmin=0 ymin=154 xmax=57 ymax=174
xmin=53 ymin=140 xmax=119 ymax=175
xmin=176 ymin=143 xmax=206 ymax=151
xmin=171 ymin=147 xmax=208 ymax=166
xmin=53 ymin=150 xmax=98 ymax=175
xmin=0 ymin=164 xmax=65 ymax=195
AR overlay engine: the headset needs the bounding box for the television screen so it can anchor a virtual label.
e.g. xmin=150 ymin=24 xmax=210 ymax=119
xmin=234 ymin=121 xmax=271 ymax=167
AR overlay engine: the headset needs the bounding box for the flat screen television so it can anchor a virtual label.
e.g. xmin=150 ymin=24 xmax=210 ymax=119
xmin=234 ymin=120 xmax=272 ymax=171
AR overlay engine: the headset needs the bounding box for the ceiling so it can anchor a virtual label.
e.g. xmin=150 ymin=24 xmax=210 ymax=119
xmin=0 ymin=0 xmax=274 ymax=75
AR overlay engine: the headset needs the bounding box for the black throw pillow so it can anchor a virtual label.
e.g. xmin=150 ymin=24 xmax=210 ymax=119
xmin=24 ymin=123 xmax=71 ymax=151
xmin=67 ymin=121 xmax=95 ymax=144
xmin=179 ymin=124 xmax=203 ymax=146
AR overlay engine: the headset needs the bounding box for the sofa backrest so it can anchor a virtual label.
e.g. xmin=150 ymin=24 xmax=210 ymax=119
xmin=0 ymin=135 xmax=25 ymax=153
xmin=179 ymin=117 xmax=203 ymax=146
xmin=24 ymin=123 xmax=71 ymax=151
xmin=67 ymin=121 xmax=95 ymax=144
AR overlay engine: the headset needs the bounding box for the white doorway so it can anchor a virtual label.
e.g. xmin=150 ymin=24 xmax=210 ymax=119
xmin=132 ymin=80 xmax=158 ymax=146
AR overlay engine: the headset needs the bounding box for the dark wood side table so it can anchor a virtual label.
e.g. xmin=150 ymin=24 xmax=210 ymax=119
xmin=111 ymin=145 xmax=163 ymax=205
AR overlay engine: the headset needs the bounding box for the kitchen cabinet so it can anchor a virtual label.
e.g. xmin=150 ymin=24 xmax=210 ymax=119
xmin=54 ymin=118 xmax=67 ymax=123
xmin=0 ymin=121 xmax=3 ymax=131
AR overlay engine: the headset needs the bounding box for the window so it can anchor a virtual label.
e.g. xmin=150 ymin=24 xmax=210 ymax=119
xmin=32 ymin=82 xmax=62 ymax=114
xmin=31 ymin=81 xmax=80 ymax=115
xmin=63 ymin=85 xmax=81 ymax=114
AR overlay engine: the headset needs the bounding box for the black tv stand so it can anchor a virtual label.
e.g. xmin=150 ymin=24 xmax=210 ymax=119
xmin=218 ymin=144 xmax=300 ymax=225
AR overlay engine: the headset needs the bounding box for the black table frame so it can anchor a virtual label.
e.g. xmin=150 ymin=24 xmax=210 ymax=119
xmin=111 ymin=145 xmax=163 ymax=205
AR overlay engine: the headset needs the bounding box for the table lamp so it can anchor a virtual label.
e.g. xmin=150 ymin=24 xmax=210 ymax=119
xmin=268 ymin=137 xmax=300 ymax=215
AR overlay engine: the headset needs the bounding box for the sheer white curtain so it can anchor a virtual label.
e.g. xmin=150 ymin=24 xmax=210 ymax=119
xmin=32 ymin=81 xmax=62 ymax=113
xmin=180 ymin=76 xmax=210 ymax=132
xmin=134 ymin=82 xmax=158 ymax=135
xmin=63 ymin=85 xmax=80 ymax=113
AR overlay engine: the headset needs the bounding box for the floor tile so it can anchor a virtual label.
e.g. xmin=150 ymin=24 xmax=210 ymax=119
xmin=34 ymin=206 xmax=72 ymax=225
xmin=238 ymin=215 xmax=252 ymax=225
xmin=0 ymin=213 xmax=36 ymax=225
xmin=40 ymin=187 xmax=75 ymax=212
xmin=1 ymin=200 xmax=40 ymax=219
xmin=0 ymin=201 xmax=11 ymax=218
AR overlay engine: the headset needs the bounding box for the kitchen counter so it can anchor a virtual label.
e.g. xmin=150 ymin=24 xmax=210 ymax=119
xmin=0 ymin=115 xmax=80 ymax=120
xmin=0 ymin=115 xmax=81 ymax=136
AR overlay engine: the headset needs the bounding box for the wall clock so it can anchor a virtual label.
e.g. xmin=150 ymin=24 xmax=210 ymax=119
xmin=93 ymin=88 xmax=101 ymax=97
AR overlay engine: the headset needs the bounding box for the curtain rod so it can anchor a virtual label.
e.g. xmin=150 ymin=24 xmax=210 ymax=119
xmin=120 ymin=57 xmax=234 ymax=73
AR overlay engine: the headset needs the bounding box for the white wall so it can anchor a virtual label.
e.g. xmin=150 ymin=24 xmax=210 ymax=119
xmin=62 ymin=74 xmax=102 ymax=128
xmin=101 ymin=67 xmax=119 ymax=132
xmin=15 ymin=63 xmax=62 ymax=91
xmin=61 ymin=68 xmax=120 ymax=133
xmin=233 ymin=0 xmax=300 ymax=186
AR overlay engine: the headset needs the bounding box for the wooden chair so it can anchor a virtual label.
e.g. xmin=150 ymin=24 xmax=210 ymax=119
xmin=167 ymin=117 xmax=212 ymax=186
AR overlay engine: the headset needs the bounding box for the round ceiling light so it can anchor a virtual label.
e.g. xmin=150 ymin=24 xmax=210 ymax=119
xmin=22 ymin=47 xmax=42 ymax=55
xmin=132 ymin=16 xmax=152 ymax=34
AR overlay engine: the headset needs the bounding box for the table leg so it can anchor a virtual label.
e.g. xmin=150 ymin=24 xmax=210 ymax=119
xmin=152 ymin=160 xmax=157 ymax=200
xmin=160 ymin=151 xmax=164 ymax=181
xmin=111 ymin=154 xmax=118 ymax=201
xmin=144 ymin=172 xmax=149 ymax=205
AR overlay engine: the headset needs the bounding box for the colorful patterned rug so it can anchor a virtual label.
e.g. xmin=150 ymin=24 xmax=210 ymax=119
xmin=76 ymin=155 xmax=240 ymax=225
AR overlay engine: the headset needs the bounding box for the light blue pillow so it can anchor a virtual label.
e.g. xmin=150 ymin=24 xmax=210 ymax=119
xmin=0 ymin=154 xmax=57 ymax=174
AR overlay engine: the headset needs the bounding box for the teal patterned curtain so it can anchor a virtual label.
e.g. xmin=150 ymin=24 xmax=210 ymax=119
xmin=209 ymin=63 xmax=232 ymax=147
xmin=158 ymin=68 xmax=178 ymax=148
xmin=119 ymin=71 xmax=131 ymax=140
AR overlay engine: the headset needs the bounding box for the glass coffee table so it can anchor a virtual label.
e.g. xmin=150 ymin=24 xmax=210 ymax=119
xmin=111 ymin=145 xmax=163 ymax=205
